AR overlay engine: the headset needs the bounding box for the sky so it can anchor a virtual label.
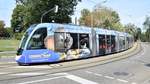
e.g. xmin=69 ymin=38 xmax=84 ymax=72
xmin=0 ymin=0 xmax=150 ymax=31
xmin=0 ymin=0 xmax=16 ymax=27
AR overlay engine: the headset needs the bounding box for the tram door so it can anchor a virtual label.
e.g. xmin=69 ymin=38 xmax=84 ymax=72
xmin=99 ymin=34 xmax=106 ymax=55
xmin=106 ymin=35 xmax=111 ymax=54
xmin=111 ymin=35 xmax=116 ymax=53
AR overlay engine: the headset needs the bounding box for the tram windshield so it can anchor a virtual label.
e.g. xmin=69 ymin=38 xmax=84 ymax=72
xmin=20 ymin=32 xmax=29 ymax=50
xmin=27 ymin=28 xmax=47 ymax=50
xmin=17 ymin=25 xmax=36 ymax=55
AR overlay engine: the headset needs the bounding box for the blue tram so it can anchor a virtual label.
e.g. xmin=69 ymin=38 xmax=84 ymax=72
xmin=15 ymin=23 xmax=134 ymax=65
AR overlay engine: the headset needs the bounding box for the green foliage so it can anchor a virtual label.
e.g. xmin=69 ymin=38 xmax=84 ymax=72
xmin=79 ymin=9 xmax=91 ymax=25
xmin=0 ymin=21 xmax=12 ymax=38
xmin=143 ymin=16 xmax=150 ymax=42
xmin=143 ymin=16 xmax=150 ymax=30
xmin=124 ymin=23 xmax=139 ymax=41
xmin=12 ymin=0 xmax=81 ymax=32
xmin=0 ymin=20 xmax=5 ymax=29
xmin=0 ymin=21 xmax=5 ymax=37
xmin=140 ymin=33 xmax=147 ymax=42
xmin=136 ymin=28 xmax=142 ymax=40
xmin=79 ymin=7 xmax=122 ymax=31
xmin=124 ymin=23 xmax=137 ymax=34
xmin=145 ymin=29 xmax=150 ymax=42
xmin=14 ymin=33 xmax=24 ymax=40
xmin=11 ymin=5 xmax=25 ymax=33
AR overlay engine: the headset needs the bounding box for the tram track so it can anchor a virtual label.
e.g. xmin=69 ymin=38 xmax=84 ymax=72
xmin=0 ymin=43 xmax=141 ymax=82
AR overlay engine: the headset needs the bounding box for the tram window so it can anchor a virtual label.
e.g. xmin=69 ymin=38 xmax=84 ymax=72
xmin=127 ymin=37 xmax=129 ymax=43
xmin=106 ymin=35 xmax=111 ymax=48
xmin=54 ymin=33 xmax=79 ymax=52
xmin=99 ymin=35 xmax=106 ymax=49
xmin=27 ymin=28 xmax=47 ymax=50
xmin=70 ymin=33 xmax=78 ymax=49
xmin=54 ymin=32 xmax=65 ymax=52
xmin=111 ymin=35 xmax=116 ymax=52
xmin=119 ymin=36 xmax=125 ymax=50
xmin=79 ymin=34 xmax=89 ymax=49
xmin=126 ymin=37 xmax=128 ymax=47
xmin=122 ymin=37 xmax=125 ymax=49
xmin=99 ymin=34 xmax=106 ymax=55
xmin=111 ymin=35 xmax=115 ymax=47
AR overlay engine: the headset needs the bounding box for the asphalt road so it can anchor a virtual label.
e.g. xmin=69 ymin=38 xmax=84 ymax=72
xmin=0 ymin=42 xmax=149 ymax=84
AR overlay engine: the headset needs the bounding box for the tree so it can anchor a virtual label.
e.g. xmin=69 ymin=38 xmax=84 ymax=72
xmin=143 ymin=16 xmax=150 ymax=42
xmin=11 ymin=5 xmax=25 ymax=33
xmin=5 ymin=27 xmax=14 ymax=38
xmin=143 ymin=16 xmax=150 ymax=30
xmin=136 ymin=28 xmax=142 ymax=40
xmin=0 ymin=21 xmax=5 ymax=37
xmin=12 ymin=0 xmax=81 ymax=32
xmin=0 ymin=20 xmax=5 ymax=29
xmin=79 ymin=9 xmax=91 ymax=26
xmin=145 ymin=29 xmax=150 ymax=42
xmin=79 ymin=7 xmax=121 ymax=31
xmin=0 ymin=21 xmax=12 ymax=38
xmin=124 ymin=23 xmax=138 ymax=41
xmin=124 ymin=23 xmax=136 ymax=34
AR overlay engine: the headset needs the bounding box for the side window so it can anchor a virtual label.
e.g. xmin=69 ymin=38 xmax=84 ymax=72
xmin=79 ymin=34 xmax=89 ymax=49
xmin=119 ymin=36 xmax=125 ymax=50
xmin=99 ymin=34 xmax=106 ymax=55
xmin=99 ymin=34 xmax=106 ymax=49
xmin=54 ymin=32 xmax=65 ymax=52
xmin=111 ymin=35 xmax=116 ymax=52
xmin=106 ymin=35 xmax=111 ymax=49
xmin=54 ymin=33 xmax=90 ymax=52
xmin=70 ymin=33 xmax=79 ymax=49
xmin=54 ymin=32 xmax=78 ymax=52
xmin=27 ymin=28 xmax=47 ymax=50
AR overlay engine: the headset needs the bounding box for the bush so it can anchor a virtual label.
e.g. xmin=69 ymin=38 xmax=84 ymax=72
xmin=14 ymin=33 xmax=24 ymax=40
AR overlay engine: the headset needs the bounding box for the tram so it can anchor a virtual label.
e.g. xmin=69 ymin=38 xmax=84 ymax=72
xmin=15 ymin=23 xmax=134 ymax=65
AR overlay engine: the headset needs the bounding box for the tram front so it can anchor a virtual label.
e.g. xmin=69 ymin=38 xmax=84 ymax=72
xmin=15 ymin=23 xmax=60 ymax=65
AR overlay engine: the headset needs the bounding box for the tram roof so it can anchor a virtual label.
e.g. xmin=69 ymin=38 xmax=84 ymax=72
xmin=35 ymin=23 xmax=127 ymax=35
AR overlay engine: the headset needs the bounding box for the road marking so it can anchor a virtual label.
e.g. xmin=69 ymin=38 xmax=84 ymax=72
xmin=66 ymin=74 xmax=98 ymax=84
xmin=117 ymin=79 xmax=128 ymax=83
xmin=49 ymin=64 xmax=61 ymax=67
xmin=17 ymin=76 xmax=64 ymax=84
xmin=17 ymin=73 xmax=98 ymax=84
xmin=13 ymin=66 xmax=51 ymax=69
xmin=104 ymin=76 xmax=114 ymax=79
xmin=85 ymin=71 xmax=137 ymax=84
xmin=52 ymin=73 xmax=68 ymax=76
xmin=11 ymin=72 xmax=46 ymax=76
xmin=85 ymin=71 xmax=93 ymax=74
xmin=94 ymin=73 xmax=103 ymax=77
xmin=131 ymin=82 xmax=137 ymax=84
xmin=0 ymin=72 xmax=7 ymax=75
xmin=86 ymin=71 xmax=103 ymax=77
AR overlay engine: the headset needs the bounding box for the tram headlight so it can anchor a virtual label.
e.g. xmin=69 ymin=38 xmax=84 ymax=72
xmin=15 ymin=55 xmax=21 ymax=61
